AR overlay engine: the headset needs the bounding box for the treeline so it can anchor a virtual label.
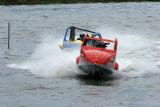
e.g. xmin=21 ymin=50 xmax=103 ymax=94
xmin=0 ymin=0 xmax=160 ymax=5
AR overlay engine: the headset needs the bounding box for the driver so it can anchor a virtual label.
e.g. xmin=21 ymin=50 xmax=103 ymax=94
xmin=77 ymin=33 xmax=86 ymax=41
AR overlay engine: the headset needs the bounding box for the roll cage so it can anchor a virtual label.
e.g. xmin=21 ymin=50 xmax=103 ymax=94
xmin=63 ymin=26 xmax=102 ymax=41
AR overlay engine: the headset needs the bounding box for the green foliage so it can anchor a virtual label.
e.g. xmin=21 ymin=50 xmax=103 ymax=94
xmin=0 ymin=0 xmax=160 ymax=5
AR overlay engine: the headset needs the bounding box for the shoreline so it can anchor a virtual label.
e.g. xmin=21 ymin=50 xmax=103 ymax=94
xmin=0 ymin=0 xmax=159 ymax=5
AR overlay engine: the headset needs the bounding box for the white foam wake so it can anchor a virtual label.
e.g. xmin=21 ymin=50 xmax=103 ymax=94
xmin=97 ymin=27 xmax=160 ymax=77
xmin=7 ymin=28 xmax=160 ymax=77
xmin=7 ymin=34 xmax=80 ymax=77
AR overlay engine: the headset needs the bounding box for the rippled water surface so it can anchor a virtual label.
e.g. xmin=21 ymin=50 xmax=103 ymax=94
xmin=0 ymin=2 xmax=160 ymax=107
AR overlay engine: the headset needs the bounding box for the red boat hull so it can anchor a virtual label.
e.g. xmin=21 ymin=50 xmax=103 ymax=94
xmin=77 ymin=56 xmax=115 ymax=77
xmin=76 ymin=37 xmax=119 ymax=77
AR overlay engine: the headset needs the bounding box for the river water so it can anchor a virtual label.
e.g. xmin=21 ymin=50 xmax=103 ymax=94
xmin=0 ymin=2 xmax=160 ymax=107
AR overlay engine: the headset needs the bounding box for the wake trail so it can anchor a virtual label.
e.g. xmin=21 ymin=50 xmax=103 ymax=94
xmin=8 ymin=28 xmax=160 ymax=77
xmin=97 ymin=27 xmax=160 ymax=77
xmin=8 ymin=35 xmax=81 ymax=77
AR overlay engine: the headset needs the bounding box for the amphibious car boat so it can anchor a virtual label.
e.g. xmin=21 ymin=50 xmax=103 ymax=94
xmin=76 ymin=37 xmax=119 ymax=77
xmin=59 ymin=26 xmax=102 ymax=49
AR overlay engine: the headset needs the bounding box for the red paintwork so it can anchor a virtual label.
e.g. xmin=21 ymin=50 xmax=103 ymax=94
xmin=81 ymin=46 xmax=116 ymax=64
xmin=114 ymin=62 xmax=119 ymax=71
xmin=114 ymin=38 xmax=118 ymax=51
xmin=76 ymin=56 xmax=80 ymax=65
xmin=76 ymin=37 xmax=119 ymax=71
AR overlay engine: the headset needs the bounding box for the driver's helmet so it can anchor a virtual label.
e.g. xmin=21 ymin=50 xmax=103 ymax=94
xmin=77 ymin=33 xmax=86 ymax=41
xmin=80 ymin=34 xmax=85 ymax=38
xmin=78 ymin=33 xmax=93 ymax=41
